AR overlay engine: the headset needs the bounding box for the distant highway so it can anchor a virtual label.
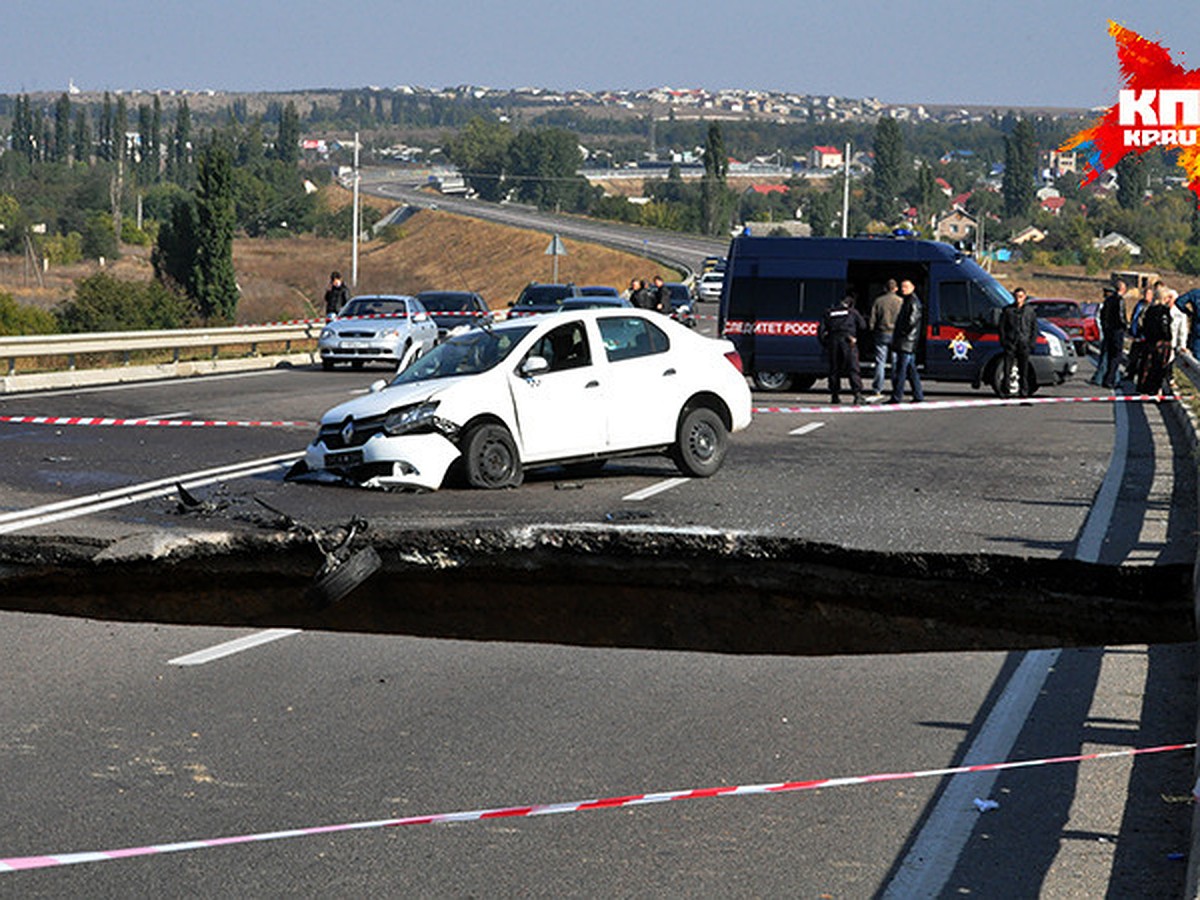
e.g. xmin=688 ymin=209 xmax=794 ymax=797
xmin=360 ymin=169 xmax=728 ymax=276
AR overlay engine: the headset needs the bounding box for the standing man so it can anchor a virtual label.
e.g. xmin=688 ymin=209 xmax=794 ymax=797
xmin=868 ymin=278 xmax=903 ymax=399
xmin=818 ymin=288 xmax=867 ymax=404
xmin=324 ymin=271 xmax=349 ymax=318
xmin=1099 ymin=280 xmax=1128 ymax=389
xmin=1175 ymin=287 xmax=1200 ymax=357
xmin=998 ymin=287 xmax=1039 ymax=398
xmin=888 ymin=278 xmax=925 ymax=403
xmin=650 ymin=275 xmax=670 ymax=314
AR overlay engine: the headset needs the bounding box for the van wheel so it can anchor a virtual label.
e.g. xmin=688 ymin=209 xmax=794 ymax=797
xmin=462 ymin=423 xmax=523 ymax=489
xmin=753 ymin=371 xmax=793 ymax=391
xmin=988 ymin=360 xmax=1008 ymax=397
xmin=671 ymin=407 xmax=728 ymax=478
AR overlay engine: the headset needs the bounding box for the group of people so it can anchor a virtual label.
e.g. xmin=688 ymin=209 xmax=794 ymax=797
xmin=1095 ymin=277 xmax=1187 ymax=396
xmin=626 ymin=275 xmax=671 ymax=313
xmin=817 ymin=277 xmax=924 ymax=405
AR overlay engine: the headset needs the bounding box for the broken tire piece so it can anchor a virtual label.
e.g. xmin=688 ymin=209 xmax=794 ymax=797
xmin=306 ymin=545 xmax=382 ymax=608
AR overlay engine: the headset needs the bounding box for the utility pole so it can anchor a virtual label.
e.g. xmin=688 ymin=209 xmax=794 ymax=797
xmin=351 ymin=131 xmax=360 ymax=289
xmin=841 ymin=142 xmax=851 ymax=238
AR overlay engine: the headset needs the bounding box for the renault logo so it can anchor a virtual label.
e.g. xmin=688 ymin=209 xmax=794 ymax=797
xmin=340 ymin=417 xmax=355 ymax=445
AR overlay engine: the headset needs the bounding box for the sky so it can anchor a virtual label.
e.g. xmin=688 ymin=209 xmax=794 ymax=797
xmin=1 ymin=1 xmax=1196 ymax=109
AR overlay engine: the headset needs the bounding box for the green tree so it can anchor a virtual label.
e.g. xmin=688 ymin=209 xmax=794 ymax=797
xmin=81 ymin=211 xmax=119 ymax=261
xmin=871 ymin=116 xmax=904 ymax=220
xmin=1002 ymin=118 xmax=1038 ymax=218
xmin=0 ymin=292 xmax=58 ymax=335
xmin=193 ymin=142 xmax=240 ymax=321
xmin=275 ymin=101 xmax=300 ymax=164
xmin=57 ymin=273 xmax=194 ymax=332
xmin=700 ymin=123 xmax=732 ymax=236
xmin=447 ymin=116 xmax=512 ymax=202
xmin=1116 ymin=154 xmax=1143 ymax=210
xmin=152 ymin=192 xmax=200 ymax=296
xmin=72 ymin=108 xmax=90 ymax=164
xmin=168 ymin=99 xmax=193 ymax=187
xmin=53 ymin=93 xmax=71 ymax=163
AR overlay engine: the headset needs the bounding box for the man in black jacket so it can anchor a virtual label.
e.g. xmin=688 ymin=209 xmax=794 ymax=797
xmin=888 ymin=278 xmax=925 ymax=403
xmin=1099 ymin=281 xmax=1128 ymax=389
xmin=324 ymin=271 xmax=350 ymax=317
xmin=998 ymin=287 xmax=1039 ymax=397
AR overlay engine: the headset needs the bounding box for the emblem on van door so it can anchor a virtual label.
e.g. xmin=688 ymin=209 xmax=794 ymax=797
xmin=950 ymin=332 xmax=973 ymax=361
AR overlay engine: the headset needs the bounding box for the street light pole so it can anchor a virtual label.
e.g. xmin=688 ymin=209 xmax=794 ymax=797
xmin=351 ymin=131 xmax=360 ymax=289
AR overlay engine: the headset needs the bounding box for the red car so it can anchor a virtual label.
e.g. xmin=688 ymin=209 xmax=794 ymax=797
xmin=1029 ymin=298 xmax=1098 ymax=353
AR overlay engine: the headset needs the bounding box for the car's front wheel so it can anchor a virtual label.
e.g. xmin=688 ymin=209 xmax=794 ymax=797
xmin=462 ymin=423 xmax=523 ymax=489
xmin=671 ymin=407 xmax=728 ymax=478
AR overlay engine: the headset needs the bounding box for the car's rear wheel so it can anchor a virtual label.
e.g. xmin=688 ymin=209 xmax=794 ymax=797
xmin=462 ymin=423 xmax=523 ymax=489
xmin=753 ymin=370 xmax=793 ymax=391
xmin=671 ymin=407 xmax=728 ymax=478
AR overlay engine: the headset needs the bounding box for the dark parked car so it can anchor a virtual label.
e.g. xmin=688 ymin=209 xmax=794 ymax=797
xmin=508 ymin=282 xmax=583 ymax=317
xmin=579 ymin=285 xmax=621 ymax=297
xmin=414 ymin=290 xmax=492 ymax=338
xmin=560 ymin=296 xmax=633 ymax=311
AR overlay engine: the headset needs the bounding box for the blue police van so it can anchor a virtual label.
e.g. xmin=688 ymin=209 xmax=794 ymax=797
xmin=717 ymin=236 xmax=1077 ymax=395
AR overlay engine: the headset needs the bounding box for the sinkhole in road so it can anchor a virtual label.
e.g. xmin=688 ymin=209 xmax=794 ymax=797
xmin=0 ymin=526 xmax=1192 ymax=655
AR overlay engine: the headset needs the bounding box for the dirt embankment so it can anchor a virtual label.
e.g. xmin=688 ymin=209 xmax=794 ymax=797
xmin=0 ymin=193 xmax=668 ymax=325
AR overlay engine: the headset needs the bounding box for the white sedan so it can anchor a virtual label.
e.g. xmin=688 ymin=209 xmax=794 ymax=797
xmin=318 ymin=294 xmax=439 ymax=371
xmin=291 ymin=309 xmax=752 ymax=490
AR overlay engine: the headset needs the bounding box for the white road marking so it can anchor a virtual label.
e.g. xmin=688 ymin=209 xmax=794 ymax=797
xmin=622 ymin=477 xmax=691 ymax=501
xmin=0 ymin=452 xmax=302 ymax=534
xmin=788 ymin=421 xmax=825 ymax=436
xmin=168 ymin=629 xmax=301 ymax=666
xmin=882 ymin=398 xmax=1131 ymax=897
xmin=150 ymin=411 xmax=192 ymax=419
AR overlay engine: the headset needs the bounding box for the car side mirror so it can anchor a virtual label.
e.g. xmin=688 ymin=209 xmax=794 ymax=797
xmin=521 ymin=356 xmax=550 ymax=377
xmin=368 ymin=379 xmax=388 ymax=394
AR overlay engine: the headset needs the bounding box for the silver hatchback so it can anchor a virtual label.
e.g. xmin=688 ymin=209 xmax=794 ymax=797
xmin=319 ymin=294 xmax=439 ymax=371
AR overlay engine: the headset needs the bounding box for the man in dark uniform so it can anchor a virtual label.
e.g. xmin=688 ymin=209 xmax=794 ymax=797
xmin=819 ymin=288 xmax=867 ymax=404
xmin=1099 ymin=281 xmax=1128 ymax=389
xmin=998 ymin=287 xmax=1039 ymax=397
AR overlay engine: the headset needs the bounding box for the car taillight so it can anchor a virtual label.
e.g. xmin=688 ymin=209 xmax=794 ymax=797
xmin=724 ymin=350 xmax=744 ymax=373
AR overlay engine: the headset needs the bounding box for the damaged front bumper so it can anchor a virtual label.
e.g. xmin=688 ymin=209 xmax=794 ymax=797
xmin=288 ymin=432 xmax=462 ymax=491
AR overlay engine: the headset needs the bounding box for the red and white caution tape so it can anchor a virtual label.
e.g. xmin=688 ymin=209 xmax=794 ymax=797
xmin=0 ymin=742 xmax=1191 ymax=874
xmin=753 ymin=393 xmax=1173 ymax=415
xmin=0 ymin=415 xmax=313 ymax=429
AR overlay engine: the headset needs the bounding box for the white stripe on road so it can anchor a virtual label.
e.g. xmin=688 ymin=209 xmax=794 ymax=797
xmin=168 ymin=629 xmax=301 ymax=666
xmin=882 ymin=395 xmax=1132 ymax=897
xmin=622 ymin=477 xmax=691 ymax=501
xmin=0 ymin=452 xmax=302 ymax=534
xmin=789 ymin=421 xmax=825 ymax=436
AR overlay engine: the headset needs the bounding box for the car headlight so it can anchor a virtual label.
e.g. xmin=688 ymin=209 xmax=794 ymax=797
xmin=1044 ymin=333 xmax=1065 ymax=356
xmin=319 ymin=328 xmax=334 ymax=340
xmin=383 ymin=400 xmax=440 ymax=436
xmin=380 ymin=327 xmax=403 ymax=339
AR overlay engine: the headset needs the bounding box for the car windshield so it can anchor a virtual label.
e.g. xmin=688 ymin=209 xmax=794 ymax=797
xmin=418 ymin=294 xmax=477 ymax=313
xmin=340 ymin=298 xmax=407 ymax=318
xmin=390 ymin=325 xmax=534 ymax=384
xmin=1034 ymin=302 xmax=1080 ymax=318
xmin=516 ymin=286 xmax=572 ymax=307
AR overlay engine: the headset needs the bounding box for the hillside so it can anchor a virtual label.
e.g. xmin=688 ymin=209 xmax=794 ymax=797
xmin=0 ymin=201 xmax=679 ymax=325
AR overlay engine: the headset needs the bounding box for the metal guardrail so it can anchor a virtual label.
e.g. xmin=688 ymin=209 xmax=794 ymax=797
xmin=0 ymin=322 xmax=319 ymax=377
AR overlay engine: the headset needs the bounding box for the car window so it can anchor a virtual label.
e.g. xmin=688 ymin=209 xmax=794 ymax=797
xmin=526 ymin=322 xmax=592 ymax=371
xmin=342 ymin=298 xmax=407 ymax=318
xmin=598 ymin=316 xmax=670 ymax=362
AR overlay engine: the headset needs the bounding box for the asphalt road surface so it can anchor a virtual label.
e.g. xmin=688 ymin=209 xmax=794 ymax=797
xmin=0 ymin=354 xmax=1195 ymax=895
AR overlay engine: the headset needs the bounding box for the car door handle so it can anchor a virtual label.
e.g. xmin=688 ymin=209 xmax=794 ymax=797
xmin=585 ymin=380 xmax=600 ymax=388
xmin=662 ymin=368 xmax=677 ymax=376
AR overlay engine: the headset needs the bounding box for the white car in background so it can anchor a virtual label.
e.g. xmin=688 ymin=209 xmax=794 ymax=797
xmin=696 ymin=271 xmax=725 ymax=303
xmin=318 ymin=294 xmax=439 ymax=371
xmin=291 ymin=309 xmax=752 ymax=491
